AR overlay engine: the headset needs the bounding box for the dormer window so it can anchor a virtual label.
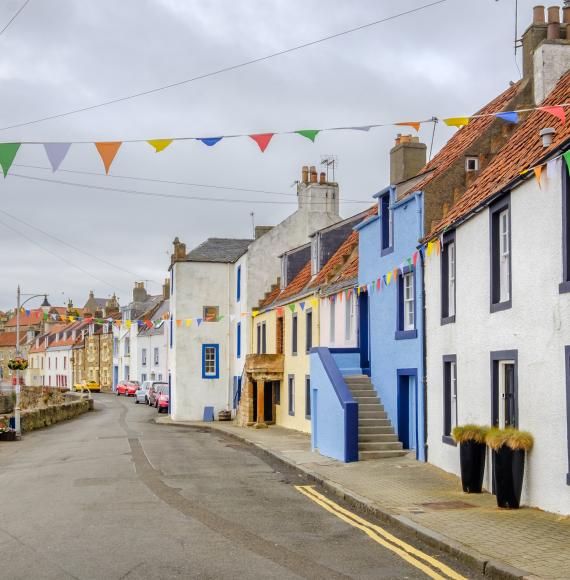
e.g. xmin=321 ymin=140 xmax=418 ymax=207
xmin=465 ymin=157 xmax=479 ymax=172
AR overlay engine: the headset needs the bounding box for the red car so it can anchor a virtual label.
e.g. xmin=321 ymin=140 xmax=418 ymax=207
xmin=116 ymin=381 xmax=139 ymax=396
xmin=157 ymin=386 xmax=169 ymax=413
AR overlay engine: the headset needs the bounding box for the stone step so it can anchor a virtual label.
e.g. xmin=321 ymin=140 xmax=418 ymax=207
xmin=359 ymin=441 xmax=404 ymax=452
xmin=345 ymin=376 xmax=372 ymax=384
xmin=358 ymin=433 xmax=399 ymax=443
xmin=358 ymin=425 xmax=394 ymax=434
xmin=359 ymin=450 xmax=408 ymax=461
xmin=358 ymin=418 xmax=391 ymax=427
xmin=349 ymin=387 xmax=376 ymax=396
xmin=359 ymin=410 xmax=388 ymax=419
xmin=352 ymin=396 xmax=381 ymax=405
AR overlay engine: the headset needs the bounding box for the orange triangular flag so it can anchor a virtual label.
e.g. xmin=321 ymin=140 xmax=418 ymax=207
xmin=95 ymin=142 xmax=122 ymax=174
xmin=396 ymin=121 xmax=421 ymax=132
xmin=533 ymin=165 xmax=544 ymax=189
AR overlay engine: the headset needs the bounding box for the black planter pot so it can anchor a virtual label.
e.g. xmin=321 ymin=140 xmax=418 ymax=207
xmin=493 ymin=446 xmax=525 ymax=509
xmin=459 ymin=440 xmax=486 ymax=493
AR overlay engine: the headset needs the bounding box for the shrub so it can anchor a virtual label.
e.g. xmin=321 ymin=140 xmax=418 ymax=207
xmin=452 ymin=424 xmax=490 ymax=444
xmin=486 ymin=428 xmax=534 ymax=451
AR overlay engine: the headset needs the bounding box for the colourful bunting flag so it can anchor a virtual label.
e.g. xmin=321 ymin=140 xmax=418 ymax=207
xmin=563 ymin=151 xmax=570 ymax=176
xmin=296 ymin=129 xmax=320 ymax=142
xmin=276 ymin=307 xmax=284 ymax=316
xmin=95 ymin=142 xmax=122 ymax=174
xmin=310 ymin=298 xmax=319 ymax=308
xmin=252 ymin=310 xmax=259 ymax=318
xmin=443 ymin=117 xmax=470 ymax=128
xmin=393 ymin=267 xmax=399 ymax=280
xmin=396 ymin=121 xmax=421 ymax=132
xmin=44 ymin=143 xmax=71 ymax=171
xmin=0 ymin=143 xmax=21 ymax=177
xmin=407 ymin=257 xmax=413 ymax=269
xmin=176 ymin=320 xmax=182 ymax=327
xmin=412 ymin=251 xmax=419 ymax=267
xmin=435 ymin=239 xmax=441 ymax=256
xmin=376 ymin=278 xmax=381 ymax=291
xmin=541 ymin=106 xmax=566 ymax=125
xmin=185 ymin=319 xmax=192 ymax=327
xmin=147 ymin=139 xmax=173 ymax=153
xmin=249 ymin=133 xmax=274 ymax=152
xmin=357 ymin=287 xmax=361 ymax=296
xmin=299 ymin=302 xmax=305 ymax=311
xmin=217 ymin=315 xmax=224 ymax=322
xmin=386 ymin=272 xmax=392 ymax=285
xmin=533 ymin=165 xmax=543 ymax=189
xmin=288 ymin=304 xmax=296 ymax=313
xmin=145 ymin=320 xmax=153 ymax=328
xmin=198 ymin=137 xmax=223 ymax=147
xmin=126 ymin=320 xmax=132 ymax=329
xmin=427 ymin=241 xmax=434 ymax=257
xmin=547 ymin=157 xmax=560 ymax=179
xmin=495 ymin=111 xmax=519 ymax=124
xmin=196 ymin=318 xmax=203 ymax=326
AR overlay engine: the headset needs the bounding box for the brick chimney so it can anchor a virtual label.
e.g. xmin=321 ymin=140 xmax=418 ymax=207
xmin=390 ymin=134 xmax=427 ymax=185
xmin=162 ymin=279 xmax=170 ymax=300
xmin=132 ymin=282 xmax=148 ymax=303
xmin=171 ymin=237 xmax=187 ymax=264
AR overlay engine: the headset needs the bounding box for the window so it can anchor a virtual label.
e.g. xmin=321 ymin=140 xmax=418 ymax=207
xmin=288 ymin=375 xmax=295 ymax=415
xmin=274 ymin=381 xmax=280 ymax=405
xmin=202 ymin=344 xmax=219 ymax=378
xmin=142 ymin=348 xmax=147 ymax=366
xmin=281 ymin=256 xmax=288 ymax=289
xmin=465 ymin=156 xmax=479 ymax=172
xmin=113 ymin=338 xmax=119 ymax=356
xmin=491 ymin=350 xmax=518 ymax=429
xmin=380 ymin=192 xmax=393 ymax=255
xmin=329 ymin=299 xmax=336 ymax=343
xmin=292 ymin=313 xmax=298 ymax=355
xmin=561 ymin=161 xmax=570 ymax=293
xmin=141 ymin=373 xmax=147 ymax=383
xmin=490 ymin=196 xmax=512 ymax=312
xmin=306 ymin=310 xmax=313 ymax=353
xmin=154 ymin=347 xmax=159 ymax=365
xmin=396 ymin=270 xmax=417 ymax=340
xmin=564 ymin=346 xmax=570 ymax=485
xmin=443 ymin=355 xmax=457 ymax=445
xmin=236 ymin=265 xmax=241 ymax=302
xmin=63 ymin=357 xmax=66 ymax=370
xmin=236 ymin=322 xmax=241 ymax=358
xmin=203 ymin=306 xmax=219 ymax=322
xmin=125 ymin=337 xmax=130 ymax=356
xmin=345 ymin=292 xmax=354 ymax=340
xmin=262 ymin=322 xmax=267 ymax=354
xmin=305 ymin=376 xmax=311 ymax=419
xmin=256 ymin=323 xmax=261 ymax=355
xmin=441 ymin=233 xmax=456 ymax=324
xmin=311 ymin=236 xmax=319 ymax=275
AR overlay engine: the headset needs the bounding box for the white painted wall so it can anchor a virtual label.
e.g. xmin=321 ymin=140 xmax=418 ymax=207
xmin=45 ymin=346 xmax=73 ymax=388
xmin=136 ymin=328 xmax=168 ymax=383
xmin=319 ymin=292 xmax=358 ymax=348
xmin=425 ymin=166 xmax=570 ymax=515
xmin=170 ymin=261 xmax=231 ymax=421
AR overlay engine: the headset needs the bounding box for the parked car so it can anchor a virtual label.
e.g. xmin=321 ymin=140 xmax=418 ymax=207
xmin=73 ymin=381 xmax=100 ymax=393
xmin=157 ymin=386 xmax=169 ymax=413
xmin=116 ymin=382 xmax=129 ymax=396
xmin=137 ymin=381 xmax=153 ymax=404
xmin=126 ymin=382 xmax=140 ymax=397
xmin=148 ymin=381 xmax=168 ymax=407
xmin=116 ymin=381 xmax=139 ymax=396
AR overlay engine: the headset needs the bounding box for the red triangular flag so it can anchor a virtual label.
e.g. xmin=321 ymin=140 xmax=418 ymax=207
xmin=541 ymin=106 xmax=566 ymax=125
xmin=412 ymin=251 xmax=419 ymax=267
xmin=376 ymin=278 xmax=381 ymax=290
xmin=249 ymin=133 xmax=274 ymax=152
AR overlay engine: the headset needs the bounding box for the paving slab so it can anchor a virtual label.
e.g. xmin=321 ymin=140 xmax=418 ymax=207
xmin=156 ymin=417 xmax=570 ymax=580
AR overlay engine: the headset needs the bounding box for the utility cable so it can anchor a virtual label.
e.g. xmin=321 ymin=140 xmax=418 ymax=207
xmin=0 ymin=207 xmax=162 ymax=285
xmin=0 ymin=0 xmax=30 ymax=37
xmin=0 ymin=0 xmax=449 ymax=131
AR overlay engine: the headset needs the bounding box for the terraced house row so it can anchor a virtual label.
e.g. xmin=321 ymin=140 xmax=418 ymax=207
xmin=168 ymin=8 xmax=570 ymax=515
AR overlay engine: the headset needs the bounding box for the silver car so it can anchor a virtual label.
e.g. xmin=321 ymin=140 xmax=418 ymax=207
xmin=135 ymin=381 xmax=152 ymax=404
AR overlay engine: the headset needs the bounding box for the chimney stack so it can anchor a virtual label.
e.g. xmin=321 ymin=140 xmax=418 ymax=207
xmin=547 ymin=5 xmax=561 ymax=40
xmin=522 ymin=6 xmax=548 ymax=79
xmin=301 ymin=165 xmax=309 ymax=183
xmin=162 ymin=278 xmax=170 ymax=300
xmin=171 ymin=237 xmax=187 ymax=264
xmin=132 ymin=282 xmax=148 ymax=303
xmin=309 ymin=166 xmax=317 ymax=183
xmin=390 ymin=134 xmax=427 ymax=185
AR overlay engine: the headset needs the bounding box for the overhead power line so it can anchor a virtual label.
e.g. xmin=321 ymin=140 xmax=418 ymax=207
xmin=0 ymin=207 xmax=162 ymax=285
xmin=0 ymin=0 xmax=30 ymax=37
xmin=0 ymin=217 xmax=127 ymax=294
xmin=9 ymin=172 xmax=372 ymax=205
xmin=13 ymin=163 xmax=369 ymax=203
xmin=0 ymin=0 xmax=448 ymax=131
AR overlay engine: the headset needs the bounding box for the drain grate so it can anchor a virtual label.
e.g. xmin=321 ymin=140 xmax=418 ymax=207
xmin=420 ymin=500 xmax=477 ymax=511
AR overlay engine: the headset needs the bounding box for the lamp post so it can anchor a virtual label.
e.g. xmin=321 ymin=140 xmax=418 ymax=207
xmin=14 ymin=286 xmax=50 ymax=438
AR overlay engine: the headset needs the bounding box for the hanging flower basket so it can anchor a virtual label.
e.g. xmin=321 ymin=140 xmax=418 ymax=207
xmin=7 ymin=357 xmax=28 ymax=370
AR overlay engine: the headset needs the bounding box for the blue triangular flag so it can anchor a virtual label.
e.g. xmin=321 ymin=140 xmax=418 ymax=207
xmin=198 ymin=137 xmax=223 ymax=147
xmin=496 ymin=111 xmax=519 ymax=124
xmin=299 ymin=302 xmax=305 ymax=311
xmin=196 ymin=318 xmax=203 ymax=326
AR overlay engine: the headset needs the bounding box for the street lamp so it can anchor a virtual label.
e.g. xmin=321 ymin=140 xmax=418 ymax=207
xmin=14 ymin=286 xmax=50 ymax=438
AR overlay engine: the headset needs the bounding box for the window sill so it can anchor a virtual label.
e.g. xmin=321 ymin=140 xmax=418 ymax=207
xmin=559 ymin=281 xmax=570 ymax=294
xmin=441 ymin=315 xmax=455 ymax=326
xmin=490 ymin=299 xmax=512 ymax=313
xmin=288 ymin=410 xmax=295 ymax=416
xmin=442 ymin=435 xmax=457 ymax=447
xmin=381 ymin=246 xmax=394 ymax=257
xmin=395 ymin=329 xmax=418 ymax=340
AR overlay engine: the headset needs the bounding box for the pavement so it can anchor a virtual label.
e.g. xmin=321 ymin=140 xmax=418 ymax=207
xmin=156 ymin=417 xmax=570 ymax=580
xmin=0 ymin=394 xmax=480 ymax=580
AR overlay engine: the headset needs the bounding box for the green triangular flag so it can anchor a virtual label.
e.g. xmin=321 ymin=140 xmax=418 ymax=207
xmin=288 ymin=303 xmax=296 ymax=313
xmin=563 ymin=151 xmax=570 ymax=176
xmin=296 ymin=130 xmax=320 ymax=142
xmin=0 ymin=143 xmax=21 ymax=177
xmin=217 ymin=315 xmax=224 ymax=322
xmin=407 ymin=258 xmax=413 ymax=269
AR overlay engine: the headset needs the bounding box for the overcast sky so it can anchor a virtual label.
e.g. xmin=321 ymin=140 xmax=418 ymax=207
xmin=0 ymin=0 xmax=541 ymax=311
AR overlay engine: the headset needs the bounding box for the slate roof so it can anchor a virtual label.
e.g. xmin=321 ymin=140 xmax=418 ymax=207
xmin=427 ymin=71 xmax=570 ymax=239
xmin=186 ymin=238 xmax=253 ymax=263
xmin=139 ymin=299 xmax=170 ymax=336
xmin=410 ymin=82 xmax=521 ymax=196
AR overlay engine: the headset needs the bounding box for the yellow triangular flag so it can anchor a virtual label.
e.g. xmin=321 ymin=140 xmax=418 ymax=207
xmin=252 ymin=310 xmax=259 ymax=318
xmin=148 ymin=139 xmax=173 ymax=153
xmin=443 ymin=117 xmax=470 ymax=128
xmin=311 ymin=297 xmax=319 ymax=308
xmin=126 ymin=320 xmax=132 ymax=328
xmin=185 ymin=319 xmax=192 ymax=327
xmin=386 ymin=271 xmax=392 ymax=285
xmin=427 ymin=241 xmax=434 ymax=257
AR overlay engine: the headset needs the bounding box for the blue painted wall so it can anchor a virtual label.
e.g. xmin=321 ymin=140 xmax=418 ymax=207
xmin=357 ymin=188 xmax=426 ymax=461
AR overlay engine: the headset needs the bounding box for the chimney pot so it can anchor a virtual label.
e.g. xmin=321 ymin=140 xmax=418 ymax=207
xmin=319 ymin=172 xmax=326 ymax=184
xmin=539 ymin=127 xmax=555 ymax=147
xmin=547 ymin=5 xmax=561 ymax=39
xmin=533 ymin=5 xmax=546 ymax=23
xmin=309 ymin=166 xmax=317 ymax=183
xmin=301 ymin=165 xmax=309 ymax=183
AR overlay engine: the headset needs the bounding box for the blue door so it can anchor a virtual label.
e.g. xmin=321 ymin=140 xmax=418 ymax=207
xmin=397 ymin=372 xmax=417 ymax=452
xmin=113 ymin=366 xmax=118 ymax=391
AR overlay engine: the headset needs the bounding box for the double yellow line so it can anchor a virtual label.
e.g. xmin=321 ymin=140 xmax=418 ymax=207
xmin=295 ymin=485 xmax=466 ymax=580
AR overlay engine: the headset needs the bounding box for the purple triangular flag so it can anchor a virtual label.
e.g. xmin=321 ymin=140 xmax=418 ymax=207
xmin=44 ymin=143 xmax=72 ymax=172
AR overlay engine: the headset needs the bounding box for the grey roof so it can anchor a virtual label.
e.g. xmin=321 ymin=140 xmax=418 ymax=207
xmin=186 ymin=238 xmax=253 ymax=263
xmin=139 ymin=299 xmax=169 ymax=336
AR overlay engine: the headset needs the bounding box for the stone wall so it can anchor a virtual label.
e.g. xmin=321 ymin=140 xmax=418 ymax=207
xmin=21 ymin=399 xmax=91 ymax=432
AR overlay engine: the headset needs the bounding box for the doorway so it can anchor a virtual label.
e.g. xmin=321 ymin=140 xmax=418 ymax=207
xmin=358 ymin=292 xmax=369 ymax=372
xmin=252 ymin=381 xmax=274 ymax=423
xmin=397 ymin=370 xmax=417 ymax=452
xmin=491 ymin=351 xmax=518 ymax=428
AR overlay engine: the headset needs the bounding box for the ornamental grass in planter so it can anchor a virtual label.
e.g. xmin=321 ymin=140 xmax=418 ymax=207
xmin=452 ymin=424 xmax=490 ymax=493
xmin=486 ymin=428 xmax=534 ymax=509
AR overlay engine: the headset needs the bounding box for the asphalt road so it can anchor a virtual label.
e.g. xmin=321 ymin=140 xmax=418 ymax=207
xmin=0 ymin=395 xmax=479 ymax=580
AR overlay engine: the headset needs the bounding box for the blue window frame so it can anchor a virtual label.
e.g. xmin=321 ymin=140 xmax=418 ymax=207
xmin=396 ymin=268 xmax=418 ymax=340
xmin=202 ymin=344 xmax=219 ymax=379
xmin=236 ymin=322 xmax=241 ymax=358
xmin=236 ymin=265 xmax=241 ymax=302
xmin=380 ymin=191 xmax=393 ymax=256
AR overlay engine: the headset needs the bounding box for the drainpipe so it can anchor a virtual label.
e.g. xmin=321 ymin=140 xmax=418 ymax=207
xmin=227 ymin=263 xmax=231 ymax=412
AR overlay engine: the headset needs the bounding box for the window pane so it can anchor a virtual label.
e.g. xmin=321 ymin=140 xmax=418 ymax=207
xmin=403 ymin=273 xmax=414 ymax=331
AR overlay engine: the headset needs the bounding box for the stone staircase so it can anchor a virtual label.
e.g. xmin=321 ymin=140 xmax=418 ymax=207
xmin=345 ymin=375 xmax=407 ymax=461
